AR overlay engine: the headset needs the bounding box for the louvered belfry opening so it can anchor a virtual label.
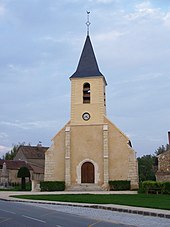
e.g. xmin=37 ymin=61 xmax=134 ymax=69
xmin=83 ymin=82 xmax=90 ymax=103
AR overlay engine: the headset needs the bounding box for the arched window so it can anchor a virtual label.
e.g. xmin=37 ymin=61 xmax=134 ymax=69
xmin=83 ymin=83 xmax=90 ymax=103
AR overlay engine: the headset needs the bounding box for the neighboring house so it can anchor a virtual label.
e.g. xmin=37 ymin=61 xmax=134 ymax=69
xmin=14 ymin=145 xmax=47 ymax=168
xmin=44 ymin=29 xmax=139 ymax=190
xmin=14 ymin=145 xmax=48 ymax=191
xmin=156 ymin=132 xmax=170 ymax=182
xmin=156 ymin=150 xmax=170 ymax=182
xmin=0 ymin=145 xmax=48 ymax=191
xmin=0 ymin=160 xmax=32 ymax=185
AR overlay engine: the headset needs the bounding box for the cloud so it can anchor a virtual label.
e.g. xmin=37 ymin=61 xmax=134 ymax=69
xmin=36 ymin=34 xmax=78 ymax=45
xmin=38 ymin=36 xmax=60 ymax=43
xmin=0 ymin=120 xmax=61 ymax=130
xmin=125 ymin=1 xmax=163 ymax=21
xmin=0 ymin=132 xmax=8 ymax=139
xmin=0 ymin=0 xmax=169 ymax=158
xmin=0 ymin=2 xmax=6 ymax=16
xmin=0 ymin=145 xmax=11 ymax=158
xmin=90 ymin=0 xmax=114 ymax=3
xmin=113 ymin=73 xmax=162 ymax=85
xmin=94 ymin=30 xmax=125 ymax=42
xmin=0 ymin=145 xmax=10 ymax=151
xmin=163 ymin=11 xmax=170 ymax=28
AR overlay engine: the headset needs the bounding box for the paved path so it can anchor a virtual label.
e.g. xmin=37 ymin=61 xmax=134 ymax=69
xmin=0 ymin=191 xmax=170 ymax=227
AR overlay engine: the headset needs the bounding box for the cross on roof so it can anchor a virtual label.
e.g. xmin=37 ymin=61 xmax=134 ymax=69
xmin=86 ymin=11 xmax=91 ymax=36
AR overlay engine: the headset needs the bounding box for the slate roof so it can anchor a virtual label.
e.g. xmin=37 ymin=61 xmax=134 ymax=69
xmin=17 ymin=145 xmax=48 ymax=159
xmin=0 ymin=160 xmax=32 ymax=170
xmin=70 ymin=35 xmax=107 ymax=84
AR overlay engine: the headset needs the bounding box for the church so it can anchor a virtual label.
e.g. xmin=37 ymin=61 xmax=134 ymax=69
xmin=44 ymin=22 xmax=139 ymax=191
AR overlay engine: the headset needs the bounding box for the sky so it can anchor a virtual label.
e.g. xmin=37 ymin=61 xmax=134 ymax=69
xmin=0 ymin=0 xmax=170 ymax=158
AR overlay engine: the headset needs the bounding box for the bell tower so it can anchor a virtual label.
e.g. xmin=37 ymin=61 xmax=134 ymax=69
xmin=44 ymin=13 xmax=139 ymax=191
xmin=70 ymin=16 xmax=107 ymax=125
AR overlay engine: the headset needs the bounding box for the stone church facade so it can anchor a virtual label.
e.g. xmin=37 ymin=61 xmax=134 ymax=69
xmin=44 ymin=33 xmax=139 ymax=190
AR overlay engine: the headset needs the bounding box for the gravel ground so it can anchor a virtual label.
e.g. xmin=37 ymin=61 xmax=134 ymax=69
xmin=23 ymin=202 xmax=170 ymax=227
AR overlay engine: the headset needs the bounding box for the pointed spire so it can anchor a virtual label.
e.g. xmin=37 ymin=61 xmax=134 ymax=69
xmin=70 ymin=35 xmax=103 ymax=78
xmin=70 ymin=13 xmax=107 ymax=84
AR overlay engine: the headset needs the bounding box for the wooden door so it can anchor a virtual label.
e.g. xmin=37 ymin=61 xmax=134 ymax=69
xmin=81 ymin=162 xmax=94 ymax=183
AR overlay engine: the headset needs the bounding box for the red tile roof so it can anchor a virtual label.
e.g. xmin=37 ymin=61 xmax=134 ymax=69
xmin=0 ymin=160 xmax=32 ymax=170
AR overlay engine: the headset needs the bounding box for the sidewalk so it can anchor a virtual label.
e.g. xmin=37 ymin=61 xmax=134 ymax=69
xmin=0 ymin=191 xmax=170 ymax=219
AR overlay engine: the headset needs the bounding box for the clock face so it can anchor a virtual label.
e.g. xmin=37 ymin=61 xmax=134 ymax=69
xmin=82 ymin=112 xmax=90 ymax=121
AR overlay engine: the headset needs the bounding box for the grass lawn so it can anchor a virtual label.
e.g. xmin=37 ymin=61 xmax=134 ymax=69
xmin=11 ymin=194 xmax=170 ymax=210
xmin=0 ymin=183 xmax=31 ymax=191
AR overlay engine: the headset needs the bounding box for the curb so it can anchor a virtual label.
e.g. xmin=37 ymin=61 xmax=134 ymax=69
xmin=1 ymin=198 xmax=170 ymax=219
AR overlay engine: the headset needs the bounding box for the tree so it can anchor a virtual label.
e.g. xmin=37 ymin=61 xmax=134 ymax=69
xmin=3 ymin=142 xmax=26 ymax=160
xmin=138 ymin=143 xmax=170 ymax=182
xmin=155 ymin=144 xmax=169 ymax=156
xmin=17 ymin=166 xmax=30 ymax=190
xmin=137 ymin=155 xmax=156 ymax=182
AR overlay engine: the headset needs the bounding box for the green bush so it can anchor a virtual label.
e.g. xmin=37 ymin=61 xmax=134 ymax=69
xmin=109 ymin=180 xmax=130 ymax=191
xmin=40 ymin=181 xmax=65 ymax=191
xmin=142 ymin=181 xmax=170 ymax=194
xmin=138 ymin=182 xmax=145 ymax=193
xmin=142 ymin=181 xmax=160 ymax=194
xmin=163 ymin=182 xmax=170 ymax=194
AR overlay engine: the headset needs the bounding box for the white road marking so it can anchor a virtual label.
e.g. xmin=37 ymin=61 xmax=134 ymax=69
xmin=88 ymin=221 xmax=102 ymax=227
xmin=0 ymin=209 xmax=16 ymax=214
xmin=56 ymin=225 xmax=63 ymax=227
xmin=0 ymin=217 xmax=12 ymax=224
xmin=22 ymin=215 xmax=46 ymax=223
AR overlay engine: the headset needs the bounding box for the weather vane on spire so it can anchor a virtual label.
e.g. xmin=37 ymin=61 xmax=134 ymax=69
xmin=86 ymin=11 xmax=91 ymax=36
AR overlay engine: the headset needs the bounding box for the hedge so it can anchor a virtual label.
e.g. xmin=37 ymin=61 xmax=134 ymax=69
xmin=40 ymin=181 xmax=65 ymax=191
xmin=109 ymin=180 xmax=130 ymax=191
xmin=142 ymin=181 xmax=170 ymax=194
xmin=163 ymin=182 xmax=170 ymax=194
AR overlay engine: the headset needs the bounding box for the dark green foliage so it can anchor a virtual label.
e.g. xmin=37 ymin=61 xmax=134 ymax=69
xmin=137 ymin=155 xmax=156 ymax=182
xmin=17 ymin=167 xmax=30 ymax=178
xmin=40 ymin=181 xmax=65 ymax=191
xmin=14 ymin=182 xmax=31 ymax=191
xmin=142 ymin=181 xmax=162 ymax=194
xmin=142 ymin=181 xmax=170 ymax=194
xmin=162 ymin=182 xmax=170 ymax=194
xmin=155 ymin=144 xmax=169 ymax=155
xmin=138 ymin=182 xmax=145 ymax=193
xmin=137 ymin=143 xmax=170 ymax=183
xmin=109 ymin=180 xmax=130 ymax=190
xmin=17 ymin=167 xmax=30 ymax=190
xmin=0 ymin=182 xmax=31 ymax=191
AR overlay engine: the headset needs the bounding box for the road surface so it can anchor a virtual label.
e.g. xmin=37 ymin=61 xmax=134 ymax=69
xmin=0 ymin=200 xmax=132 ymax=227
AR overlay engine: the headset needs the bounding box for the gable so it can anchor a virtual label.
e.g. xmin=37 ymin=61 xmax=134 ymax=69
xmin=15 ymin=145 xmax=48 ymax=160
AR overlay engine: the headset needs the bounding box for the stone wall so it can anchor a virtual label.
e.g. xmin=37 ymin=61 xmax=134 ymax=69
xmin=0 ymin=169 xmax=32 ymax=184
xmin=156 ymin=150 xmax=170 ymax=182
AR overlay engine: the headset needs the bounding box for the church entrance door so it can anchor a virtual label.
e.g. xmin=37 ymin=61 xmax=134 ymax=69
xmin=81 ymin=162 xmax=94 ymax=183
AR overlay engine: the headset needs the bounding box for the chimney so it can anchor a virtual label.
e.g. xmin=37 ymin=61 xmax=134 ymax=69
xmin=37 ymin=141 xmax=42 ymax=147
xmin=168 ymin=131 xmax=170 ymax=145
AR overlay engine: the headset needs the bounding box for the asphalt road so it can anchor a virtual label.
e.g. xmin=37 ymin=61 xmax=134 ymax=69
xmin=0 ymin=200 xmax=132 ymax=227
